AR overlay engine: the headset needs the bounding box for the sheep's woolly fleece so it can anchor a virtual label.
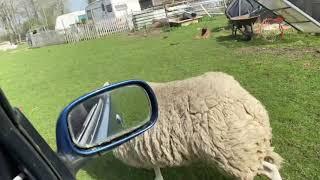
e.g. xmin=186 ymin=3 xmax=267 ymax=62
xmin=113 ymin=72 xmax=282 ymax=179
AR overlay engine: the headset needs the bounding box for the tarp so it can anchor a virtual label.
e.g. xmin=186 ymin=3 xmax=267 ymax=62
xmin=226 ymin=0 xmax=262 ymax=18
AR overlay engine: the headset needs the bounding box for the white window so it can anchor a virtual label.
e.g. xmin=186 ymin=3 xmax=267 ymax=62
xmin=87 ymin=10 xmax=92 ymax=20
xmin=106 ymin=4 xmax=112 ymax=12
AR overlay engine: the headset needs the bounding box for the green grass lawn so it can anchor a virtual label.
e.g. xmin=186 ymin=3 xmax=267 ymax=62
xmin=0 ymin=16 xmax=319 ymax=179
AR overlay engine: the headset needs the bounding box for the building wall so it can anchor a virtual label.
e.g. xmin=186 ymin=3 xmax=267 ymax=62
xmin=139 ymin=0 xmax=153 ymax=9
xmin=86 ymin=0 xmax=116 ymax=21
xmin=86 ymin=0 xmax=141 ymax=21
xmin=28 ymin=30 xmax=66 ymax=48
xmin=112 ymin=0 xmax=141 ymax=16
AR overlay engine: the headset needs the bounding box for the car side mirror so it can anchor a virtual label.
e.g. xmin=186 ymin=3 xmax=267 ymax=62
xmin=56 ymin=80 xmax=158 ymax=157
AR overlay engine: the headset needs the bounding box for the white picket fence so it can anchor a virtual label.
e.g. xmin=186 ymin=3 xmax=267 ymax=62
xmin=64 ymin=17 xmax=130 ymax=43
xmin=28 ymin=16 xmax=130 ymax=47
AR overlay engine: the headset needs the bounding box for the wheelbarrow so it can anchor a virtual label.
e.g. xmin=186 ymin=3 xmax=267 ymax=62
xmin=229 ymin=15 xmax=259 ymax=41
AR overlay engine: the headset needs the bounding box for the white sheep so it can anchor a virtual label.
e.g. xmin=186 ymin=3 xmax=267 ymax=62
xmin=113 ymin=72 xmax=283 ymax=180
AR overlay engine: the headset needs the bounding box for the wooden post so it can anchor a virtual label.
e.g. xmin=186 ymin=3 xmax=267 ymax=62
xmin=238 ymin=0 xmax=242 ymax=16
xmin=61 ymin=19 xmax=69 ymax=43
xmin=91 ymin=12 xmax=100 ymax=38
xmin=223 ymin=0 xmax=227 ymax=8
xmin=200 ymin=4 xmax=211 ymax=17
xmin=124 ymin=12 xmax=130 ymax=31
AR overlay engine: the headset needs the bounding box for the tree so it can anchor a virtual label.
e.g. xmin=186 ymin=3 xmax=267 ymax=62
xmin=0 ymin=0 xmax=70 ymax=42
xmin=0 ymin=0 xmax=22 ymax=42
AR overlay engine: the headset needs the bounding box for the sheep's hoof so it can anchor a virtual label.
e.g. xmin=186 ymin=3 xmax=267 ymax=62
xmin=259 ymin=161 xmax=282 ymax=180
xmin=154 ymin=167 xmax=164 ymax=180
xmin=103 ymin=82 xmax=110 ymax=86
xmin=154 ymin=175 xmax=164 ymax=180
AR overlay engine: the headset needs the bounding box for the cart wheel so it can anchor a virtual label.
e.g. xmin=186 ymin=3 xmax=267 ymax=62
xmin=244 ymin=25 xmax=253 ymax=41
xmin=244 ymin=33 xmax=253 ymax=41
xmin=232 ymin=25 xmax=236 ymax=36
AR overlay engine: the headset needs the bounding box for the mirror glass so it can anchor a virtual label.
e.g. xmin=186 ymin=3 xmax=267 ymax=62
xmin=68 ymin=85 xmax=151 ymax=148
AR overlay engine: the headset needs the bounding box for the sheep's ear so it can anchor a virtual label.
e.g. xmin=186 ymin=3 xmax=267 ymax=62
xmin=103 ymin=82 xmax=110 ymax=87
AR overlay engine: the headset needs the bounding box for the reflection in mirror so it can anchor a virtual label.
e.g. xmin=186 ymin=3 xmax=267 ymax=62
xmin=68 ymin=85 xmax=151 ymax=148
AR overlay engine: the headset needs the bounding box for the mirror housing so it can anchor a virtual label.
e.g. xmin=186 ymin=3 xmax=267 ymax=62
xmin=56 ymin=80 xmax=158 ymax=157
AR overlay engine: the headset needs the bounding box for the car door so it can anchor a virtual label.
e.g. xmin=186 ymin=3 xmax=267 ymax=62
xmin=0 ymin=89 xmax=74 ymax=180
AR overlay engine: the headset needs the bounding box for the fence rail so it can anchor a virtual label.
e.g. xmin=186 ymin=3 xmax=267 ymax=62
xmin=65 ymin=17 xmax=130 ymax=43
xmin=28 ymin=16 xmax=130 ymax=47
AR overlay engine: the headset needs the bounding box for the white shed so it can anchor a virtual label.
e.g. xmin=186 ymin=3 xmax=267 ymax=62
xmin=85 ymin=0 xmax=141 ymax=21
xmin=55 ymin=10 xmax=87 ymax=31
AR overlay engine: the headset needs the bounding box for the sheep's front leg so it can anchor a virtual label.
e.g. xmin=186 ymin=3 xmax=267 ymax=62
xmin=154 ymin=167 xmax=164 ymax=180
xmin=260 ymin=161 xmax=282 ymax=180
